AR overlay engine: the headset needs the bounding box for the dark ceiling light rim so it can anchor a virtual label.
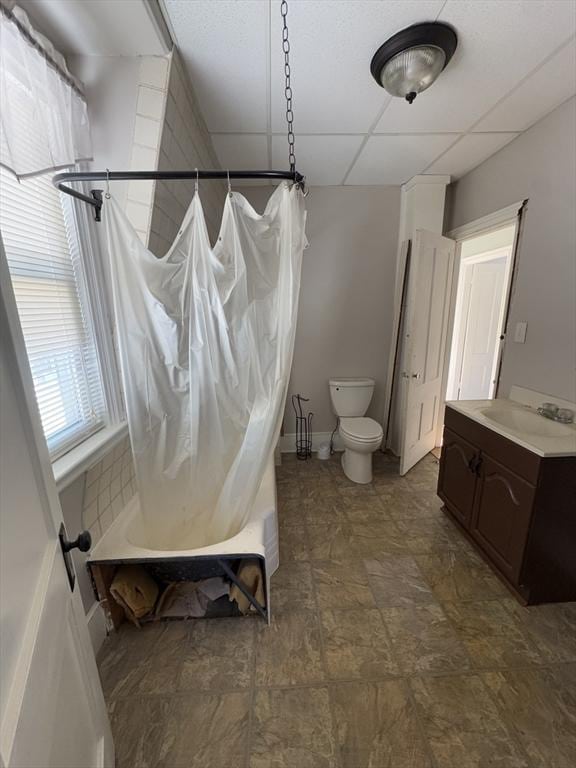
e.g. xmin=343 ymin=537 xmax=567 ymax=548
xmin=370 ymin=22 xmax=458 ymax=87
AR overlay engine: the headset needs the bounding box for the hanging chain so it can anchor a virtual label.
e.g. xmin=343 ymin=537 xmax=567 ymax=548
xmin=281 ymin=0 xmax=296 ymax=175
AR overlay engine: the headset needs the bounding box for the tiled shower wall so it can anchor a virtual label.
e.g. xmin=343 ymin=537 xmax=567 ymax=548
xmin=82 ymin=436 xmax=136 ymax=545
xmin=149 ymin=49 xmax=226 ymax=253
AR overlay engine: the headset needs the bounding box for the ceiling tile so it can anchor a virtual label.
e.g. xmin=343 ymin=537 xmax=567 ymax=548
xmin=163 ymin=0 xmax=268 ymax=132
xmin=270 ymin=0 xmax=446 ymax=134
xmin=374 ymin=0 xmax=576 ymax=133
xmin=271 ymin=135 xmax=364 ymax=185
xmin=425 ymin=133 xmax=519 ymax=178
xmin=474 ymin=39 xmax=576 ymax=132
xmin=346 ymin=134 xmax=458 ymax=185
xmin=211 ymin=134 xmax=269 ymax=170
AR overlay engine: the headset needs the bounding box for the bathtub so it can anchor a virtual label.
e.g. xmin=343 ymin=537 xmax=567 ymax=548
xmin=89 ymin=458 xmax=279 ymax=621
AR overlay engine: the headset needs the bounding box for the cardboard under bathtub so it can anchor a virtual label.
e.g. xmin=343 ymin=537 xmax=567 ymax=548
xmin=89 ymin=556 xmax=267 ymax=631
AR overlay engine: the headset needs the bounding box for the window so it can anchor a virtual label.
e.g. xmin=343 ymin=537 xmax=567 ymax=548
xmin=0 ymin=166 xmax=107 ymax=458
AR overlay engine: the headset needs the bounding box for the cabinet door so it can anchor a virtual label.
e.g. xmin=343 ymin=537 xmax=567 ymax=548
xmin=471 ymin=455 xmax=535 ymax=584
xmin=438 ymin=428 xmax=479 ymax=528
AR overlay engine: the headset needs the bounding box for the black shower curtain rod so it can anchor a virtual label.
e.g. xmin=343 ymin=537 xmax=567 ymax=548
xmin=53 ymin=169 xmax=305 ymax=222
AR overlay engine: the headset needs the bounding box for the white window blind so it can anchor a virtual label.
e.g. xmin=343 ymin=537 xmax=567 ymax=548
xmin=0 ymin=166 xmax=106 ymax=458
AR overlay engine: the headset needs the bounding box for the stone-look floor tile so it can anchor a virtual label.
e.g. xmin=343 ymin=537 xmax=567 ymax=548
xmin=365 ymin=555 xmax=436 ymax=607
xmin=277 ymin=497 xmax=307 ymax=528
xmin=279 ymin=523 xmax=309 ymax=561
xmin=300 ymin=477 xmax=341 ymax=500
xmin=179 ymin=617 xmax=255 ymax=692
xmin=255 ymin=613 xmax=324 ymax=687
xmin=276 ymin=479 xmax=302 ymax=501
xmin=415 ymin=550 xmax=508 ymax=603
xmin=338 ymin=484 xmax=379 ymax=500
xmin=313 ymin=560 xmax=375 ymax=611
xmin=307 ymin=523 xmax=354 ymax=560
xmin=98 ymin=623 xmax=172 ymax=699
xmin=520 ymin=602 xmax=576 ymax=663
xmin=411 ymin=674 xmax=529 ymax=768
xmin=382 ymin=492 xmax=439 ymax=520
xmin=304 ymin=496 xmax=349 ymax=525
xmin=443 ymin=599 xmax=545 ymax=669
xmin=109 ymin=696 xmax=171 ymax=768
xmin=158 ymin=692 xmax=250 ymax=768
xmin=250 ymin=686 xmax=337 ymax=768
xmin=271 ymin=561 xmax=316 ymax=614
xmin=321 ymin=608 xmax=399 ymax=680
xmin=382 ymin=603 xmax=471 ymax=676
xmin=341 ymin=495 xmax=389 ymax=523
xmin=394 ymin=515 xmax=465 ymax=553
xmin=483 ymin=664 xmax=576 ymax=768
xmin=331 ymin=680 xmax=432 ymax=768
xmin=348 ymin=520 xmax=410 ymax=558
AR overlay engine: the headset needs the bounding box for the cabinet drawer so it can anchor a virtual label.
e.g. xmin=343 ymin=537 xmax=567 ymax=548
xmin=438 ymin=429 xmax=478 ymax=527
xmin=471 ymin=455 xmax=535 ymax=584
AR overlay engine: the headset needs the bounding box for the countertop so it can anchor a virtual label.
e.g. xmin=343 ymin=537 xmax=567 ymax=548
xmin=445 ymin=395 xmax=576 ymax=458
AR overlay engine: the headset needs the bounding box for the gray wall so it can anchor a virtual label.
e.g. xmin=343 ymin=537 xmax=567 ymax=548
xmin=448 ymin=97 xmax=576 ymax=403
xmin=244 ymin=185 xmax=401 ymax=435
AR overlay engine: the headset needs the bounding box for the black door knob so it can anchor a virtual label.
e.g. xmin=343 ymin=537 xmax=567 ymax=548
xmin=61 ymin=529 xmax=92 ymax=553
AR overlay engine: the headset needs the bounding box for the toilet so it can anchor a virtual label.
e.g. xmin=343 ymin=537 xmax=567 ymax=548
xmin=329 ymin=378 xmax=383 ymax=484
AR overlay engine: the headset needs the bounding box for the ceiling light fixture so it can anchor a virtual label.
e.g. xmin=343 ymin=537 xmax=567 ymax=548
xmin=370 ymin=22 xmax=457 ymax=104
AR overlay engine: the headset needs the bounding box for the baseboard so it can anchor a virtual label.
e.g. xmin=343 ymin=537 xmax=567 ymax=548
xmin=86 ymin=601 xmax=107 ymax=655
xmin=279 ymin=431 xmax=344 ymax=453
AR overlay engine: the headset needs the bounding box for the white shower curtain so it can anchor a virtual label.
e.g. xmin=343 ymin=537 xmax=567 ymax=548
xmin=104 ymin=182 xmax=306 ymax=550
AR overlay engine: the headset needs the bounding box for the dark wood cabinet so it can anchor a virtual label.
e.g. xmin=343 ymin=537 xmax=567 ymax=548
xmin=437 ymin=429 xmax=478 ymax=527
xmin=438 ymin=406 xmax=576 ymax=604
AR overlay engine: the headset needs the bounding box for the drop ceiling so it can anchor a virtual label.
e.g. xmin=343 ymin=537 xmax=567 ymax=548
xmin=162 ymin=0 xmax=575 ymax=186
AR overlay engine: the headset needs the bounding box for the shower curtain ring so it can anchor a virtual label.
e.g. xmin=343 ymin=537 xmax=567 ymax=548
xmin=227 ymin=170 xmax=232 ymax=198
xmin=105 ymin=168 xmax=111 ymax=199
xmin=195 ymin=167 xmax=199 ymax=194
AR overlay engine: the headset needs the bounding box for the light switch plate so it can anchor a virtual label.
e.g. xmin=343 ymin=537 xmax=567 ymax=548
xmin=514 ymin=321 xmax=527 ymax=343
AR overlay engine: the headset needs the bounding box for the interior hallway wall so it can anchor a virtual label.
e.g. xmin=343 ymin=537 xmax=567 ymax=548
xmin=447 ymin=97 xmax=576 ymax=403
xmin=243 ymin=185 xmax=401 ymax=437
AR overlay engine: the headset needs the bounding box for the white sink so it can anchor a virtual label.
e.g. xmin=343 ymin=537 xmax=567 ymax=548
xmin=480 ymin=406 xmax=574 ymax=438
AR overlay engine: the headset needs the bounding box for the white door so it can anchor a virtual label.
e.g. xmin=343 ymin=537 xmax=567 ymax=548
xmin=457 ymin=257 xmax=507 ymax=400
xmin=0 ymin=255 xmax=113 ymax=768
xmin=399 ymin=230 xmax=455 ymax=475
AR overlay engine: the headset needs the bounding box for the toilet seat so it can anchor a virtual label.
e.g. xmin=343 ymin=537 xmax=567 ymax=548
xmin=340 ymin=417 xmax=383 ymax=442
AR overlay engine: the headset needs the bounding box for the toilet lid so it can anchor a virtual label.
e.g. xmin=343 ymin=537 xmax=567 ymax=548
xmin=340 ymin=417 xmax=383 ymax=441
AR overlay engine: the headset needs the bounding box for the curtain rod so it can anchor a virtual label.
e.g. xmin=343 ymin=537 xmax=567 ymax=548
xmin=53 ymin=169 xmax=306 ymax=222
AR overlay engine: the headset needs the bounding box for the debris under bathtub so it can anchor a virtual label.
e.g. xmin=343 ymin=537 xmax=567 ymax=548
xmin=110 ymin=565 xmax=159 ymax=627
xmin=154 ymin=577 xmax=229 ymax=619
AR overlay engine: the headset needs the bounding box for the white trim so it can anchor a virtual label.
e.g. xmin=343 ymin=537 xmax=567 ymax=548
xmin=403 ymin=174 xmax=451 ymax=192
xmin=447 ymin=200 xmax=525 ymax=241
xmin=280 ymin=431 xmax=344 ymax=453
xmin=53 ymin=422 xmax=128 ymax=491
xmin=86 ymin=602 xmax=107 ymax=656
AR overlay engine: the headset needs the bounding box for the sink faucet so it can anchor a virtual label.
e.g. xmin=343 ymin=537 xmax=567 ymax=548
xmin=537 ymin=402 xmax=575 ymax=424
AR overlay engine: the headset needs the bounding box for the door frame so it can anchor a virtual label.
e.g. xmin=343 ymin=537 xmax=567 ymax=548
xmin=435 ymin=199 xmax=527 ymax=446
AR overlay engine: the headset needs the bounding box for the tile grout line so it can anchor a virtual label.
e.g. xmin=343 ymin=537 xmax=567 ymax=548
xmin=363 ymin=556 xmax=441 ymax=768
xmin=242 ymin=620 xmax=258 ymax=768
xmin=307 ymin=543 xmax=343 ymax=768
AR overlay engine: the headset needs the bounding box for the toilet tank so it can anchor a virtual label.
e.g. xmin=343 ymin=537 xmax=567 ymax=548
xmin=329 ymin=378 xmax=375 ymax=417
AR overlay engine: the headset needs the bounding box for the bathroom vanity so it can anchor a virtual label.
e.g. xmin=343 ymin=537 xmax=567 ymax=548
xmin=438 ymin=388 xmax=576 ymax=605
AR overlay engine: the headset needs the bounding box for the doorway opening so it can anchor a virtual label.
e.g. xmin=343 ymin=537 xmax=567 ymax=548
xmin=446 ymin=224 xmax=516 ymax=402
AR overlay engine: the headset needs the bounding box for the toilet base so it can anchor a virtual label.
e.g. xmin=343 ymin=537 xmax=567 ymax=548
xmin=341 ymin=448 xmax=373 ymax=484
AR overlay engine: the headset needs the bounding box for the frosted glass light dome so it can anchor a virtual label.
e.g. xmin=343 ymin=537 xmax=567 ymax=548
xmin=370 ymin=22 xmax=457 ymax=104
xmin=379 ymin=45 xmax=446 ymax=99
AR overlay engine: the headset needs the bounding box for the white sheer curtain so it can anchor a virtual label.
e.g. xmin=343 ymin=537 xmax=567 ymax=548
xmin=105 ymin=183 xmax=307 ymax=550
xmin=0 ymin=4 xmax=92 ymax=178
